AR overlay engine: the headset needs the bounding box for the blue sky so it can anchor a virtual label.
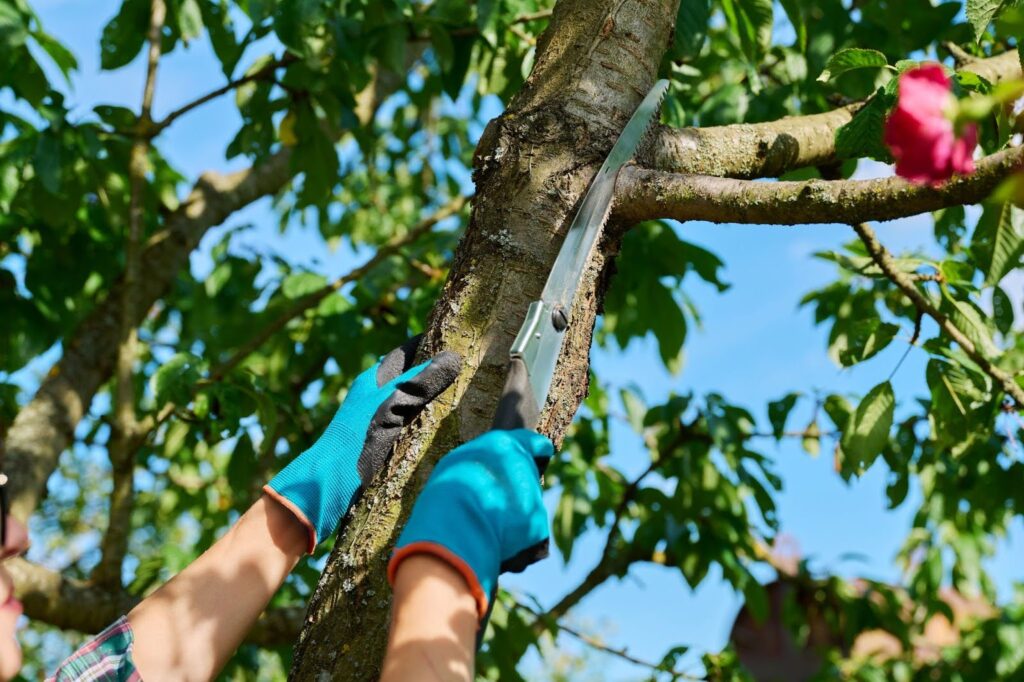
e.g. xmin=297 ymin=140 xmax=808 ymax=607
xmin=12 ymin=1 xmax=1024 ymax=679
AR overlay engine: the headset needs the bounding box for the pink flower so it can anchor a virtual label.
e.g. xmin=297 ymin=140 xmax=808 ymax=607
xmin=884 ymin=64 xmax=977 ymax=186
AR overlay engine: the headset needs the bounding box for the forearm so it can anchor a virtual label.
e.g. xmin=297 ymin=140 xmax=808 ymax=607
xmin=128 ymin=495 xmax=306 ymax=682
xmin=380 ymin=555 xmax=478 ymax=682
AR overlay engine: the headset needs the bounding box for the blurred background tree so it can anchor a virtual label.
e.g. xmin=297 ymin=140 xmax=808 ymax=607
xmin=1 ymin=0 xmax=1023 ymax=679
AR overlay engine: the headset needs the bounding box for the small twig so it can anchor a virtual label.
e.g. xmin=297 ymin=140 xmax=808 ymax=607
xmin=515 ymin=600 xmax=706 ymax=680
xmin=943 ymin=41 xmax=977 ymax=67
xmin=152 ymin=54 xmax=297 ymax=135
xmin=887 ymin=311 xmax=924 ymax=382
xmin=851 ymin=222 xmax=1024 ymax=410
xmin=448 ymin=9 xmax=553 ymax=37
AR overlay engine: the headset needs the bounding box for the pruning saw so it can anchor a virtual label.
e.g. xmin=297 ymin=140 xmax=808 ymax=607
xmin=493 ymin=79 xmax=669 ymax=432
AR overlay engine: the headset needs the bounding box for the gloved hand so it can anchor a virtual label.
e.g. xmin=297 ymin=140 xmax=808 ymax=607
xmin=264 ymin=337 xmax=461 ymax=552
xmin=387 ymin=429 xmax=553 ymax=623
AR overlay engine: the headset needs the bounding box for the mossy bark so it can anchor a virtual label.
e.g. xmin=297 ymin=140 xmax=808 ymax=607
xmin=288 ymin=0 xmax=679 ymax=678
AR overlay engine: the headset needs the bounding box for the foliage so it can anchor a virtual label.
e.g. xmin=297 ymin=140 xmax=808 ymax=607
xmin=2 ymin=0 xmax=1024 ymax=679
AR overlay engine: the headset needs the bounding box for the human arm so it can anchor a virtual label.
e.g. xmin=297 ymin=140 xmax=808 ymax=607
xmin=128 ymin=494 xmax=305 ymax=681
xmin=380 ymin=555 xmax=478 ymax=682
xmin=51 ymin=339 xmax=460 ymax=681
xmin=380 ymin=429 xmax=554 ymax=682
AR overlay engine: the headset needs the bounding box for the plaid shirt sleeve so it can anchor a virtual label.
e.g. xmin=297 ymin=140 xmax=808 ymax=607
xmin=47 ymin=616 xmax=142 ymax=682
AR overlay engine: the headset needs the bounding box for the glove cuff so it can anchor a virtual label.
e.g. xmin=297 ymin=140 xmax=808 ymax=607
xmin=262 ymin=485 xmax=318 ymax=553
xmin=265 ymin=421 xmax=367 ymax=552
xmin=387 ymin=541 xmax=490 ymax=621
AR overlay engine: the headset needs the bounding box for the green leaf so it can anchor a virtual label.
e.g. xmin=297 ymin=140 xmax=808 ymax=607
xmin=33 ymin=131 xmax=61 ymax=195
xmin=94 ymin=105 xmax=137 ymax=130
xmin=227 ymin=432 xmax=257 ymax=493
xmin=282 ymin=271 xmax=327 ymax=299
xmin=817 ymin=48 xmax=890 ymax=82
xmin=835 ymin=92 xmax=893 ymax=161
xmin=823 ymin=394 xmax=853 ymax=431
xmin=151 ymin=352 xmax=202 ymax=407
xmin=100 ymin=0 xmax=149 ymax=70
xmin=971 ymin=202 xmax=1024 ymax=286
xmin=378 ymin=25 xmax=407 ymax=74
xmin=833 ymin=319 xmax=900 ymax=367
xmin=722 ymin=0 xmax=773 ymax=66
xmin=967 ymin=0 xmax=1010 ymax=42
xmin=198 ymin=0 xmax=242 ymax=77
xmin=620 ymin=387 xmax=647 ymax=433
xmin=647 ymin=280 xmax=687 ymax=374
xmin=127 ymin=555 xmax=165 ymax=595
xmin=441 ymin=35 xmax=474 ymax=99
xmin=0 ymin=3 xmax=27 ymax=51
xmin=945 ymin=296 xmax=999 ymax=358
xmin=993 ymin=286 xmax=1014 ymax=336
xmin=778 ymin=0 xmax=805 ymax=52
xmin=31 ymin=30 xmax=78 ymax=82
xmin=768 ymin=392 xmax=800 ymax=440
xmin=802 ymin=419 xmax=821 ymax=457
xmin=177 ymin=0 xmax=204 ymax=43
xmin=674 ymin=0 xmax=710 ymax=58
xmin=428 ymin=24 xmax=454 ymax=72
xmin=840 ymin=381 xmax=895 ymax=472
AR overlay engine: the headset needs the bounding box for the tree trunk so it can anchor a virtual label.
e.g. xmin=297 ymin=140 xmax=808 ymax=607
xmin=288 ymin=0 xmax=678 ymax=678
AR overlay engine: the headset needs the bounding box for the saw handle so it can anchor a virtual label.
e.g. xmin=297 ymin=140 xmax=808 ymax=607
xmin=492 ymin=357 xmax=550 ymax=477
xmin=492 ymin=357 xmax=541 ymax=432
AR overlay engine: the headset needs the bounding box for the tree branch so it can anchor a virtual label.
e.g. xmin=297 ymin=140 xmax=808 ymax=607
xmin=96 ymin=0 xmax=167 ymax=590
xmin=3 ymin=150 xmax=292 ymax=521
xmin=7 ymin=557 xmax=300 ymax=647
xmin=536 ymin=458 xmax=660 ymax=632
xmin=4 ymin=48 xmax=422 ymax=523
xmin=515 ymin=599 xmax=705 ymax=680
xmin=850 ymin=222 xmax=1024 ymax=409
xmin=151 ymin=54 xmax=297 ymax=135
xmin=650 ymin=51 xmax=1021 ymax=179
xmin=101 ymin=195 xmax=466 ymax=488
xmin=615 ymin=146 xmax=1024 ymax=226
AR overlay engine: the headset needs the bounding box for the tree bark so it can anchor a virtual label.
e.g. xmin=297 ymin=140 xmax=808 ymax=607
xmin=288 ymin=0 xmax=679 ymax=678
xmin=615 ymin=145 xmax=1024 ymax=226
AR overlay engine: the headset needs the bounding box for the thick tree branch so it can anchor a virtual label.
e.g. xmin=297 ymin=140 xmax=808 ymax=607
xmin=850 ymin=222 xmax=1024 ymax=409
xmin=4 ymin=51 xmax=420 ymax=523
xmin=615 ymin=146 xmax=1024 ymax=226
xmin=8 ymin=557 xmax=301 ymax=647
xmin=96 ymin=0 xmax=167 ymax=589
xmin=650 ymin=51 xmax=1022 ymax=179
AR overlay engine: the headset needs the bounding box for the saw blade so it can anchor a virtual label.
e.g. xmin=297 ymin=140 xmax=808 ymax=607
xmin=509 ymin=79 xmax=670 ymax=412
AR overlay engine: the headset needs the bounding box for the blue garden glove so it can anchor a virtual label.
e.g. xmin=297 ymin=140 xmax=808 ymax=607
xmin=387 ymin=429 xmax=553 ymax=623
xmin=264 ymin=338 xmax=461 ymax=552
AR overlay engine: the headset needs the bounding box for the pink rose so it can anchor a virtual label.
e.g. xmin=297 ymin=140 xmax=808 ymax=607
xmin=884 ymin=64 xmax=977 ymax=186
